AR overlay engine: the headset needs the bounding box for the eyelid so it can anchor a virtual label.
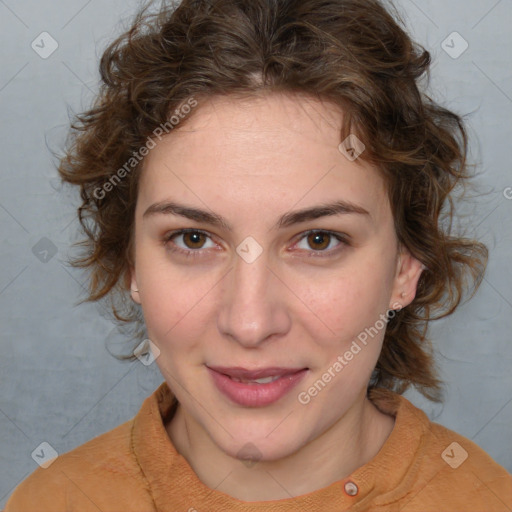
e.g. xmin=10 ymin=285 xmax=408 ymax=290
xmin=163 ymin=228 xmax=349 ymax=258
xmin=163 ymin=228 xmax=220 ymax=257
xmin=289 ymin=229 xmax=349 ymax=256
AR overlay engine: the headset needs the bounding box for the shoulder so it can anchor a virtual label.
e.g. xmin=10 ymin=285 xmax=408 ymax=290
xmin=369 ymin=388 xmax=511 ymax=510
xmin=4 ymin=419 xmax=153 ymax=512
xmin=428 ymin=420 xmax=511 ymax=482
xmin=401 ymin=395 xmax=512 ymax=510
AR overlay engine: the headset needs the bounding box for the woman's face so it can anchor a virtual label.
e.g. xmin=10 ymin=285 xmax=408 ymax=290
xmin=130 ymin=92 xmax=422 ymax=461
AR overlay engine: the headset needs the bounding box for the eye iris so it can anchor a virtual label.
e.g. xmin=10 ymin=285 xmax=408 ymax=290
xmin=307 ymin=232 xmax=330 ymax=250
xmin=184 ymin=232 xmax=206 ymax=249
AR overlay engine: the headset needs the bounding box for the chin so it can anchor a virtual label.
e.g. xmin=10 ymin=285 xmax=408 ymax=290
xmin=214 ymin=426 xmax=307 ymax=464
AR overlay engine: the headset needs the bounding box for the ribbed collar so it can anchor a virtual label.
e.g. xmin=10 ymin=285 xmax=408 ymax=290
xmin=131 ymin=381 xmax=429 ymax=511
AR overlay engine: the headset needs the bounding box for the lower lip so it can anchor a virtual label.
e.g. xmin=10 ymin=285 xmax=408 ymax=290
xmin=207 ymin=367 xmax=308 ymax=407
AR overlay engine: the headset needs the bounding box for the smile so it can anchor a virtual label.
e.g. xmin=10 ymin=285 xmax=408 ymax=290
xmin=206 ymin=366 xmax=309 ymax=407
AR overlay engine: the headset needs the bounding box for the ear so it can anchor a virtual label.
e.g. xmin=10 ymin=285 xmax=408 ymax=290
xmin=389 ymin=246 xmax=424 ymax=310
xmin=129 ymin=265 xmax=141 ymax=304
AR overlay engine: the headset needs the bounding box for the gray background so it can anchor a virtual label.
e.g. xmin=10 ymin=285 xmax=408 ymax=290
xmin=1 ymin=0 xmax=511 ymax=505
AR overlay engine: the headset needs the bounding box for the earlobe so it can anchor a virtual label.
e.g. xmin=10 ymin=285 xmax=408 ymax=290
xmin=130 ymin=266 xmax=141 ymax=304
xmin=390 ymin=249 xmax=424 ymax=309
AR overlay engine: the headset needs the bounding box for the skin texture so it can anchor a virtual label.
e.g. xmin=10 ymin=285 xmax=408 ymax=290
xmin=130 ymin=92 xmax=424 ymax=501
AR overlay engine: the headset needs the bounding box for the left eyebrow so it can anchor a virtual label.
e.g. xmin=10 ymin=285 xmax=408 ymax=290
xmin=142 ymin=199 xmax=371 ymax=230
xmin=277 ymin=200 xmax=371 ymax=229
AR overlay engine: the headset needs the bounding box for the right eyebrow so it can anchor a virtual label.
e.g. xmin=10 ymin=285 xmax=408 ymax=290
xmin=142 ymin=199 xmax=371 ymax=230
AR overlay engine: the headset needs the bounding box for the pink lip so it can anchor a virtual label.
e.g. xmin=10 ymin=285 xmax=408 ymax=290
xmin=207 ymin=366 xmax=308 ymax=407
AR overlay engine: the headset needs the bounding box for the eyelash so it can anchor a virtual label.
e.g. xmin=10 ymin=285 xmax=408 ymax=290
xmin=162 ymin=228 xmax=349 ymax=259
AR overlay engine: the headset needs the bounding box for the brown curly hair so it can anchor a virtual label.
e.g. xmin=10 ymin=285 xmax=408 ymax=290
xmin=58 ymin=0 xmax=488 ymax=402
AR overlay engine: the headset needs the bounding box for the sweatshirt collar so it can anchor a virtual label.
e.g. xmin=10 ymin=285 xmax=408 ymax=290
xmin=132 ymin=381 xmax=429 ymax=510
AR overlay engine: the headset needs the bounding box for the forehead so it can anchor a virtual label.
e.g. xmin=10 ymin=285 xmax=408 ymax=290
xmin=159 ymin=93 xmax=350 ymax=160
xmin=138 ymin=93 xmax=390 ymax=224
xmin=180 ymin=92 xmax=345 ymax=137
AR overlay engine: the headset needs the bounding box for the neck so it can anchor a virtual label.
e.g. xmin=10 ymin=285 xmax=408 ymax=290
xmin=166 ymin=392 xmax=395 ymax=501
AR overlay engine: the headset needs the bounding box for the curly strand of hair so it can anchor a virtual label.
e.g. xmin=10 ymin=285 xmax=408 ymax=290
xmin=57 ymin=0 xmax=488 ymax=399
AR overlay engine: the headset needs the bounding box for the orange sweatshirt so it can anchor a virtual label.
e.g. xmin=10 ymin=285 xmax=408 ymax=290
xmin=4 ymin=381 xmax=512 ymax=511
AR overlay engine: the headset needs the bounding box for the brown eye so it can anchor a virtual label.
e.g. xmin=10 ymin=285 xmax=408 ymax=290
xmin=164 ymin=229 xmax=217 ymax=257
xmin=307 ymin=231 xmax=331 ymax=251
xmin=182 ymin=231 xmax=207 ymax=249
xmin=293 ymin=230 xmax=348 ymax=257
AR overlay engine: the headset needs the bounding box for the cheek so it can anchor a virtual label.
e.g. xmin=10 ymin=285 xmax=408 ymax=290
xmin=135 ymin=256 xmax=186 ymax=339
xmin=137 ymin=262 xmax=219 ymax=354
xmin=298 ymin=264 xmax=392 ymax=345
xmin=298 ymin=271 xmax=391 ymax=406
xmin=141 ymin=286 xmax=202 ymax=344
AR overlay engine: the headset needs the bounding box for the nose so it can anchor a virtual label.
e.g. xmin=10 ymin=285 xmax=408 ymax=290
xmin=216 ymin=248 xmax=291 ymax=348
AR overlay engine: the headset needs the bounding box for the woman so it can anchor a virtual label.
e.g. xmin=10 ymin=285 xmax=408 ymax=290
xmin=5 ymin=0 xmax=511 ymax=510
